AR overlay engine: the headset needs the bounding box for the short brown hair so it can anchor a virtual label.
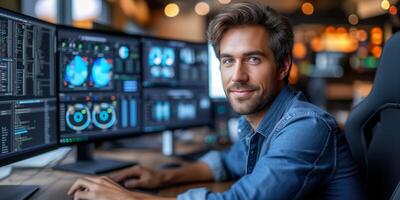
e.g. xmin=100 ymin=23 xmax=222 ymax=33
xmin=208 ymin=2 xmax=294 ymax=83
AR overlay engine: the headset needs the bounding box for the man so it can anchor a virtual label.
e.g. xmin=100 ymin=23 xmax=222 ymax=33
xmin=68 ymin=2 xmax=365 ymax=200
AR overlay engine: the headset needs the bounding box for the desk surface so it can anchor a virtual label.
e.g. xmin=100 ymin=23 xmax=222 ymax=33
xmin=0 ymin=144 xmax=232 ymax=199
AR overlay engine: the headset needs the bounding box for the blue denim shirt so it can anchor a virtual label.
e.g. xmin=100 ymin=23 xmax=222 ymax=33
xmin=178 ymin=86 xmax=365 ymax=200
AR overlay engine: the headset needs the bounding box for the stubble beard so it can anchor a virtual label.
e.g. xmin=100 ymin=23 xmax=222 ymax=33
xmin=228 ymin=91 xmax=272 ymax=116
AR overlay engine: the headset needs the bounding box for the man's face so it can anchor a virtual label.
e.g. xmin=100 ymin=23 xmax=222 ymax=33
xmin=219 ymin=25 xmax=284 ymax=115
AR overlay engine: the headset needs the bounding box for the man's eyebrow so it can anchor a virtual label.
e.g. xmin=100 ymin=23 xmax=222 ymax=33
xmin=220 ymin=51 xmax=266 ymax=58
xmin=243 ymin=51 xmax=266 ymax=57
xmin=220 ymin=53 xmax=232 ymax=58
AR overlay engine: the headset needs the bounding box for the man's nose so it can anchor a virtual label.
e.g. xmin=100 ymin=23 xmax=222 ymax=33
xmin=231 ymin=62 xmax=249 ymax=83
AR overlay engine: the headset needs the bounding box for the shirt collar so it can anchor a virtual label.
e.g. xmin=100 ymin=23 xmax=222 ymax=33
xmin=238 ymin=86 xmax=295 ymax=139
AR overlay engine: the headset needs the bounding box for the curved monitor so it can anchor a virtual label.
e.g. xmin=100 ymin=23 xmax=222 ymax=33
xmin=0 ymin=8 xmax=58 ymax=167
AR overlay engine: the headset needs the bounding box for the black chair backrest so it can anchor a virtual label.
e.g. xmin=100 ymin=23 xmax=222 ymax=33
xmin=345 ymin=31 xmax=400 ymax=200
xmin=391 ymin=181 xmax=400 ymax=200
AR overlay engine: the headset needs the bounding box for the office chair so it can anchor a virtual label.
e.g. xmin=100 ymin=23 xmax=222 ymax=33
xmin=345 ymin=31 xmax=400 ymax=200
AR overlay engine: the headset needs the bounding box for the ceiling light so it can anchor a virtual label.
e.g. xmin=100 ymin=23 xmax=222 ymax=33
xmin=301 ymin=2 xmax=314 ymax=15
xmin=164 ymin=3 xmax=179 ymax=18
xmin=195 ymin=2 xmax=210 ymax=16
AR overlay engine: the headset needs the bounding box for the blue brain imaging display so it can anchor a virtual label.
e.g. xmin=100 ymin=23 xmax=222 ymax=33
xmin=142 ymin=38 xmax=179 ymax=86
xmin=91 ymin=58 xmax=112 ymax=88
xmin=65 ymin=55 xmax=89 ymax=87
xmin=58 ymin=27 xmax=141 ymax=144
xmin=147 ymin=47 xmax=176 ymax=79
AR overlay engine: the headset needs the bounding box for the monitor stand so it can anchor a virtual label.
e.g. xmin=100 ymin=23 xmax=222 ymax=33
xmin=54 ymin=143 xmax=137 ymax=174
xmin=0 ymin=185 xmax=39 ymax=200
xmin=162 ymin=130 xmax=175 ymax=156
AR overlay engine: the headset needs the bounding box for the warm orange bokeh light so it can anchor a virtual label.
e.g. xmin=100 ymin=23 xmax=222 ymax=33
xmin=371 ymin=27 xmax=383 ymax=45
xmin=325 ymin=26 xmax=335 ymax=33
xmin=289 ymin=63 xmax=299 ymax=85
xmin=293 ymin=42 xmax=307 ymax=59
xmin=195 ymin=2 xmax=210 ymax=16
xmin=301 ymin=2 xmax=314 ymax=15
xmin=348 ymin=14 xmax=359 ymax=25
xmin=336 ymin=27 xmax=347 ymax=34
xmin=389 ymin=5 xmax=398 ymax=15
xmin=311 ymin=37 xmax=324 ymax=52
xmin=356 ymin=30 xmax=368 ymax=42
xmin=371 ymin=46 xmax=382 ymax=58
xmin=164 ymin=3 xmax=179 ymax=17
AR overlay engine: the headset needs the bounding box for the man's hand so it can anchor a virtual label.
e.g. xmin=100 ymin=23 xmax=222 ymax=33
xmin=67 ymin=176 xmax=159 ymax=200
xmin=109 ymin=165 xmax=165 ymax=189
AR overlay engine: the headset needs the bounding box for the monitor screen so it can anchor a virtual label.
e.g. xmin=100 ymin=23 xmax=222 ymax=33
xmin=58 ymin=27 xmax=141 ymax=144
xmin=208 ymin=44 xmax=226 ymax=99
xmin=142 ymin=37 xmax=209 ymax=87
xmin=142 ymin=39 xmax=211 ymax=132
xmin=143 ymin=88 xmax=210 ymax=132
xmin=0 ymin=8 xmax=57 ymax=166
xmin=313 ymin=52 xmax=347 ymax=78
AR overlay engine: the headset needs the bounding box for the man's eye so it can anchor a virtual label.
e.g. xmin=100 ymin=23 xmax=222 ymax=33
xmin=248 ymin=57 xmax=260 ymax=64
xmin=222 ymin=58 xmax=233 ymax=65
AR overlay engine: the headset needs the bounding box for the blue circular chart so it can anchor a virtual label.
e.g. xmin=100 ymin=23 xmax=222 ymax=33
xmin=92 ymin=103 xmax=116 ymax=129
xmin=162 ymin=48 xmax=175 ymax=67
xmin=149 ymin=47 xmax=162 ymax=66
xmin=66 ymin=104 xmax=91 ymax=131
xmin=119 ymin=46 xmax=129 ymax=59
xmin=180 ymin=48 xmax=195 ymax=65
xmin=91 ymin=58 xmax=112 ymax=88
xmin=65 ymin=55 xmax=89 ymax=87
xmin=150 ymin=66 xmax=162 ymax=78
xmin=161 ymin=66 xmax=174 ymax=78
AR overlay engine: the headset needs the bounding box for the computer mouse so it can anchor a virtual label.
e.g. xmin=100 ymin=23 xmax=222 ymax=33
xmin=160 ymin=162 xmax=182 ymax=169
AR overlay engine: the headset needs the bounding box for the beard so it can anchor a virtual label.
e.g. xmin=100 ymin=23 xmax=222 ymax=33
xmin=226 ymin=82 xmax=275 ymax=115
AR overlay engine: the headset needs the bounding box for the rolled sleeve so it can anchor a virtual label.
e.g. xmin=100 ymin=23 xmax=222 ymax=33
xmin=177 ymin=188 xmax=209 ymax=200
xmin=199 ymin=151 xmax=228 ymax=182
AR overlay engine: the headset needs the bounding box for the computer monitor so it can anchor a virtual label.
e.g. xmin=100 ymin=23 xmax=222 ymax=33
xmin=142 ymin=37 xmax=211 ymax=132
xmin=55 ymin=26 xmax=142 ymax=174
xmin=208 ymin=44 xmax=226 ymax=99
xmin=0 ymin=7 xmax=57 ymax=200
xmin=312 ymin=51 xmax=347 ymax=78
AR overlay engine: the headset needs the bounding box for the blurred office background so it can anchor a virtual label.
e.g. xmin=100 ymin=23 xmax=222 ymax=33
xmin=0 ymin=0 xmax=397 ymax=137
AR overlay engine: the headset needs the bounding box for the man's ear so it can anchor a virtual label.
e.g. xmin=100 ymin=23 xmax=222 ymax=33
xmin=278 ymin=57 xmax=291 ymax=80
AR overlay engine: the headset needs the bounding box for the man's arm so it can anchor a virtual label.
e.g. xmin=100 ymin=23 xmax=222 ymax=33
xmin=109 ymin=161 xmax=214 ymax=188
xmin=160 ymin=161 xmax=214 ymax=185
xmin=110 ymin=138 xmax=246 ymax=188
xmin=178 ymin=115 xmax=347 ymax=200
